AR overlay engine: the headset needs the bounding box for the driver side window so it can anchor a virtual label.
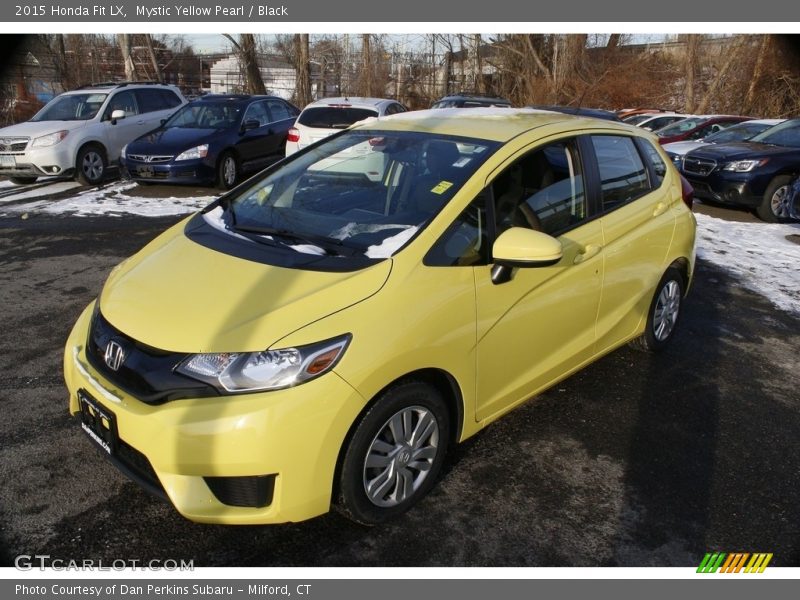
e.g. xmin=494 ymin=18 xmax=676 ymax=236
xmin=493 ymin=139 xmax=587 ymax=237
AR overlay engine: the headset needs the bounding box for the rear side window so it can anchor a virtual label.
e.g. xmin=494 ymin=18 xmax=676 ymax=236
xmin=298 ymin=107 xmax=378 ymax=129
xmin=591 ymin=135 xmax=650 ymax=211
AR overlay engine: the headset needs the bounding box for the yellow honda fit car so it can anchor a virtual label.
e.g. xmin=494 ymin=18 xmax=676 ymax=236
xmin=64 ymin=109 xmax=696 ymax=525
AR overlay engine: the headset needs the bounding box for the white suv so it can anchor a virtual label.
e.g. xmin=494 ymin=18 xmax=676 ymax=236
xmin=0 ymin=82 xmax=185 ymax=185
xmin=285 ymin=97 xmax=407 ymax=156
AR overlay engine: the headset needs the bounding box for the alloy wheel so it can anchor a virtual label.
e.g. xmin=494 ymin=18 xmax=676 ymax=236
xmin=653 ymin=280 xmax=681 ymax=342
xmin=362 ymin=405 xmax=440 ymax=508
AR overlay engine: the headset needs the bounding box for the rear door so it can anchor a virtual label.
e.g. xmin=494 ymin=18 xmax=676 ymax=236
xmin=588 ymin=134 xmax=678 ymax=353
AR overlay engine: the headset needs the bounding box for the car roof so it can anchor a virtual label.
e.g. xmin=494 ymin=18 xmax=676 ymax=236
xmin=193 ymin=94 xmax=284 ymax=105
xmin=358 ymin=107 xmax=641 ymax=143
xmin=64 ymin=82 xmax=180 ymax=94
xmin=437 ymin=94 xmax=511 ymax=102
xmin=304 ymin=97 xmax=397 ymax=109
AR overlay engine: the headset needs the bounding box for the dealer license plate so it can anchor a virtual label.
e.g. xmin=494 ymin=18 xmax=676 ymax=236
xmin=78 ymin=390 xmax=118 ymax=455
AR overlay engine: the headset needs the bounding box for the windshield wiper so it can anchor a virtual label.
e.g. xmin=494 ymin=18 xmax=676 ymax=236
xmin=231 ymin=224 xmax=359 ymax=256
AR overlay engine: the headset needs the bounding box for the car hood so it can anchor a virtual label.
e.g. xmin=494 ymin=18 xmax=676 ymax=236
xmin=0 ymin=120 xmax=87 ymax=138
xmin=128 ymin=127 xmax=222 ymax=155
xmin=686 ymin=141 xmax=799 ymax=161
xmin=99 ymin=220 xmax=392 ymax=353
xmin=663 ymin=140 xmax=708 ymax=156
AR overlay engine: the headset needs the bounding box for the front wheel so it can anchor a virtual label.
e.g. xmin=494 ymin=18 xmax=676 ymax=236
xmin=336 ymin=381 xmax=450 ymax=525
xmin=757 ymin=175 xmax=793 ymax=223
xmin=76 ymin=144 xmax=107 ymax=186
xmin=216 ymin=152 xmax=238 ymax=190
xmin=630 ymin=267 xmax=685 ymax=353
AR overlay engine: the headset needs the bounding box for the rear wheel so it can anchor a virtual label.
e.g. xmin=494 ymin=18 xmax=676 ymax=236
xmin=757 ymin=175 xmax=793 ymax=223
xmin=76 ymin=144 xmax=107 ymax=186
xmin=336 ymin=381 xmax=450 ymax=525
xmin=630 ymin=267 xmax=685 ymax=353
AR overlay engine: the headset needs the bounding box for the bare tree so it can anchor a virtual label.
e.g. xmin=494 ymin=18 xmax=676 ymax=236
xmin=143 ymin=34 xmax=163 ymax=83
xmin=682 ymin=34 xmax=702 ymax=113
xmin=294 ymin=34 xmax=312 ymax=106
xmin=743 ymin=35 xmax=771 ymax=114
xmin=696 ymin=36 xmax=748 ymax=114
xmin=223 ymin=34 xmax=266 ymax=94
xmin=117 ymin=34 xmax=136 ymax=81
xmin=361 ymin=34 xmax=372 ymax=96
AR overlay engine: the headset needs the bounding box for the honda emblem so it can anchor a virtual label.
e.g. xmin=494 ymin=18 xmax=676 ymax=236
xmin=104 ymin=340 xmax=125 ymax=371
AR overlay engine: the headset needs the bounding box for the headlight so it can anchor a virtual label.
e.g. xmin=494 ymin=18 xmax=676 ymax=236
xmin=722 ymin=159 xmax=769 ymax=172
xmin=175 ymin=144 xmax=209 ymax=161
xmin=120 ymin=144 xmax=127 ymax=159
xmin=31 ymin=130 xmax=68 ymax=148
xmin=176 ymin=334 xmax=351 ymax=393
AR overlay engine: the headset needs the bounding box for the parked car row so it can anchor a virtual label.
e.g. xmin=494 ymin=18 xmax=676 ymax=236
xmin=2 ymin=84 xmax=798 ymax=222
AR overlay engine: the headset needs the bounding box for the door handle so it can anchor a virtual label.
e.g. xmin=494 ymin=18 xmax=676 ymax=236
xmin=136 ymin=120 xmax=146 ymax=125
xmin=573 ymin=244 xmax=602 ymax=264
xmin=653 ymin=202 xmax=668 ymax=217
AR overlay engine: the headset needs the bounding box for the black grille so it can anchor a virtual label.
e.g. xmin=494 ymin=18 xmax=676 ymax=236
xmin=0 ymin=138 xmax=29 ymax=152
xmin=683 ymin=156 xmax=717 ymax=176
xmin=204 ymin=475 xmax=276 ymax=508
xmin=86 ymin=310 xmax=217 ymax=404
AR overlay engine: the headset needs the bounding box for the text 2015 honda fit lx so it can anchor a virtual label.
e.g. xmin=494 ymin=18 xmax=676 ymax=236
xmin=64 ymin=109 xmax=696 ymax=525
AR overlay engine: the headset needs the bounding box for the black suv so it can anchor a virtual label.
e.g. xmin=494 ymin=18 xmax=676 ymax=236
xmin=682 ymin=118 xmax=800 ymax=222
xmin=431 ymin=94 xmax=512 ymax=108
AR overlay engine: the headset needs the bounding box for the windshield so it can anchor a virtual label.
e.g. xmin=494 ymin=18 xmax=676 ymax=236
xmin=657 ymin=117 xmax=707 ymax=137
xmin=30 ymin=93 xmax=108 ymax=122
xmin=749 ymin=119 xmax=800 ymax=147
xmin=164 ymin=102 xmax=242 ymax=129
xmin=704 ymin=121 xmax=775 ymax=144
xmin=215 ymin=129 xmax=498 ymax=260
xmin=297 ymin=107 xmax=379 ymax=129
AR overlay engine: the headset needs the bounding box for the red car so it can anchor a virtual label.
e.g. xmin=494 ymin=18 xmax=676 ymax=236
xmin=655 ymin=115 xmax=753 ymax=145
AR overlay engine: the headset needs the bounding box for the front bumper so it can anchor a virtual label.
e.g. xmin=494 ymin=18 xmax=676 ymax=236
xmin=64 ymin=303 xmax=366 ymax=524
xmin=0 ymin=144 xmax=75 ymax=178
xmin=121 ymin=157 xmax=216 ymax=185
xmin=683 ymin=173 xmax=763 ymax=208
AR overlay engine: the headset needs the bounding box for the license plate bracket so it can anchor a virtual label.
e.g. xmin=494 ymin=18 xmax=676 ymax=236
xmin=137 ymin=166 xmax=154 ymax=178
xmin=78 ymin=390 xmax=118 ymax=455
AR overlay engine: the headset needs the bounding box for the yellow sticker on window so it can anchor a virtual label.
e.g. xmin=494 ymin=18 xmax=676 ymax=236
xmin=431 ymin=181 xmax=454 ymax=195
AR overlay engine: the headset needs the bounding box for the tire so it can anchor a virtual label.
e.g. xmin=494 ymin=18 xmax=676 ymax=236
xmin=217 ymin=152 xmax=239 ymax=190
xmin=336 ymin=381 xmax=450 ymax=525
xmin=75 ymin=144 xmax=107 ymax=186
xmin=9 ymin=176 xmax=37 ymax=185
xmin=630 ymin=267 xmax=685 ymax=353
xmin=757 ymin=175 xmax=793 ymax=223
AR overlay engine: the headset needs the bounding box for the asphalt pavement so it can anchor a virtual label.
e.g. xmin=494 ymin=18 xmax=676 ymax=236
xmin=0 ymin=191 xmax=798 ymax=567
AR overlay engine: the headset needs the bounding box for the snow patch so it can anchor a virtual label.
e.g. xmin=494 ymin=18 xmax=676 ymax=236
xmin=695 ymin=212 xmax=800 ymax=315
xmin=365 ymin=226 xmax=418 ymax=258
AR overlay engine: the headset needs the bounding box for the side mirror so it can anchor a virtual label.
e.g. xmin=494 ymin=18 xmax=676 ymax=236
xmin=242 ymin=119 xmax=260 ymax=133
xmin=491 ymin=227 xmax=562 ymax=284
xmin=110 ymin=109 xmax=126 ymax=125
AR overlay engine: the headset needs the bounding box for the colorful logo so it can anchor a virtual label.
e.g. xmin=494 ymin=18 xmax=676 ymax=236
xmin=697 ymin=553 xmax=773 ymax=573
